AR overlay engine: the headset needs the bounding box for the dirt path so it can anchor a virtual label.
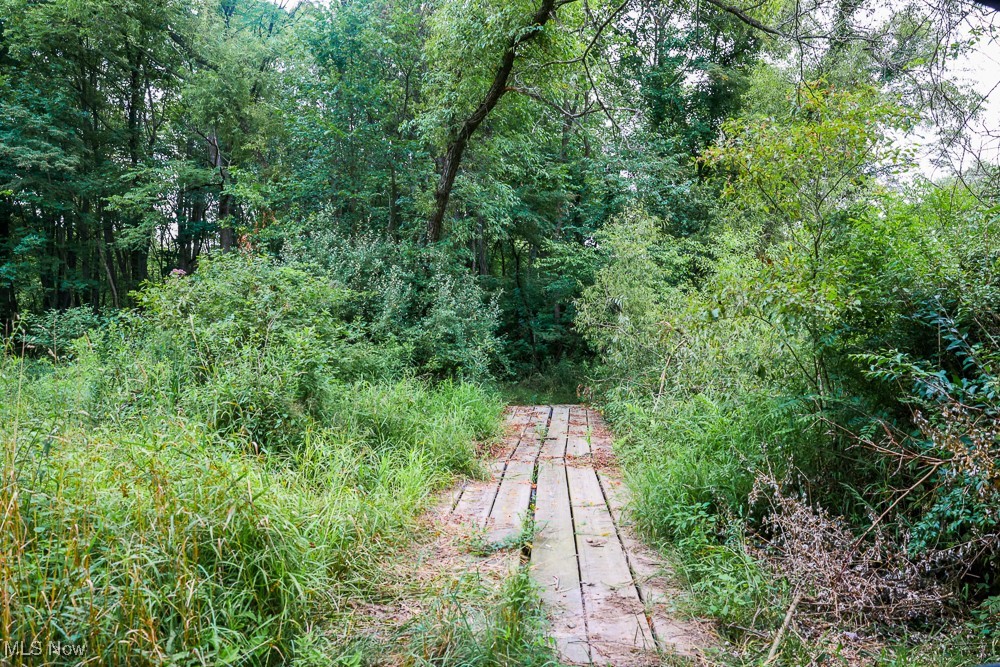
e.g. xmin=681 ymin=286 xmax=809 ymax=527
xmin=446 ymin=405 xmax=712 ymax=666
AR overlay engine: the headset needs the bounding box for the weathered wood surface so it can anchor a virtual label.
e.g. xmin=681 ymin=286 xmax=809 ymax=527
xmin=568 ymin=464 xmax=655 ymax=663
xmin=448 ymin=405 xmax=707 ymax=665
xmin=534 ymin=459 xmax=590 ymax=663
xmin=452 ymin=406 xmax=542 ymax=524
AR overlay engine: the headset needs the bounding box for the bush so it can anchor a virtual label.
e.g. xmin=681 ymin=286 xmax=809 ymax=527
xmin=87 ymin=252 xmax=401 ymax=452
xmin=281 ymin=228 xmax=503 ymax=380
xmin=16 ymin=305 xmax=107 ymax=359
xmin=576 ymin=87 xmax=1000 ymax=652
xmin=0 ymin=254 xmax=505 ymax=665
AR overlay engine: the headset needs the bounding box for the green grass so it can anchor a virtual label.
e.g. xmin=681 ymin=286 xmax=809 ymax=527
xmin=398 ymin=567 xmax=560 ymax=666
xmin=313 ymin=568 xmax=560 ymax=667
xmin=0 ymin=350 xmax=505 ymax=665
xmin=601 ymin=392 xmax=1000 ymax=666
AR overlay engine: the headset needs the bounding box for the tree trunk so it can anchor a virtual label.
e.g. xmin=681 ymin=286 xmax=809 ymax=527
xmin=178 ymin=189 xmax=208 ymax=273
xmin=207 ymin=132 xmax=236 ymax=251
xmin=0 ymin=204 xmax=17 ymax=335
xmin=125 ymin=44 xmax=150 ymax=287
xmin=100 ymin=215 xmax=121 ymax=309
xmin=388 ymin=161 xmax=399 ymax=238
xmin=218 ymin=192 xmax=235 ymax=251
xmin=426 ymin=0 xmax=564 ymax=242
xmin=476 ymin=216 xmax=488 ymax=276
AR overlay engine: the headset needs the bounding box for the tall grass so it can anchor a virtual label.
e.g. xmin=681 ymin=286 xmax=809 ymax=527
xmin=316 ymin=567 xmax=559 ymax=667
xmin=578 ymin=207 xmax=1000 ymax=661
xmin=400 ymin=568 xmax=558 ymax=667
xmin=601 ymin=390 xmax=789 ymax=632
xmin=0 ymin=352 xmax=502 ymax=665
xmin=0 ymin=255 xmax=506 ymax=665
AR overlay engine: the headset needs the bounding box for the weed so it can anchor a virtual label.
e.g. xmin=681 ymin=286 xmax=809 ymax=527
xmin=0 ymin=257 xmax=508 ymax=665
xmin=401 ymin=568 xmax=559 ymax=667
xmin=465 ymin=515 xmax=538 ymax=558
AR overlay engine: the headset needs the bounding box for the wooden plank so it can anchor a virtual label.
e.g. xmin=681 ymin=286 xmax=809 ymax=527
xmin=598 ymin=470 xmax=707 ymax=658
xmin=565 ymin=435 xmax=590 ymax=458
xmin=488 ymin=405 xmax=547 ymax=543
xmin=534 ymin=404 xmax=554 ymax=420
xmin=566 ymin=436 xmax=590 ymax=465
xmin=540 ymin=405 xmax=569 ymax=461
xmin=599 ymin=471 xmax=666 ymax=641
xmin=565 ymin=406 xmax=590 ymax=458
xmin=497 ymin=408 xmax=535 ymax=460
xmin=567 ymin=465 xmax=655 ymax=663
xmin=586 ymin=409 xmax=615 ymax=460
xmin=595 ymin=472 xmax=630 ymax=527
xmin=567 ymin=406 xmax=589 ymax=434
xmin=598 ymin=472 xmax=662 ymax=600
xmin=451 ymin=405 xmax=706 ymax=662
xmin=506 ymin=406 xmax=537 ymax=433
xmin=511 ymin=419 xmax=544 ymax=463
xmin=539 ymin=431 xmax=566 ymax=459
xmin=487 ymin=460 xmax=534 ymax=543
xmin=453 ymin=408 xmax=533 ymax=524
xmin=520 ymin=406 xmax=549 ymax=452
xmin=452 ymin=480 xmax=499 ymax=524
xmin=587 ymin=408 xmax=608 ymax=429
xmin=452 ymin=458 xmax=509 ymax=521
xmin=538 ymin=404 xmax=566 ymax=460
xmin=546 ymin=405 xmax=570 ymax=443
xmin=446 ymin=480 xmax=467 ymax=512
xmin=566 ymin=408 xmax=589 ymax=458
xmin=531 ymin=460 xmax=589 ymax=664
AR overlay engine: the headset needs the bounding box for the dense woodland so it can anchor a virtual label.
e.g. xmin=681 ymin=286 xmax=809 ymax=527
xmin=2 ymin=0 xmax=1000 ymax=664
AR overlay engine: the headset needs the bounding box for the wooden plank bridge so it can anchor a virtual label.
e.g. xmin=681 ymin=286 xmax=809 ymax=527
xmin=447 ymin=405 xmax=705 ymax=666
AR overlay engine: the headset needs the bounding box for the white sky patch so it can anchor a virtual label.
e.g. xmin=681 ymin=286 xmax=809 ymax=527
xmin=921 ymin=9 xmax=1000 ymax=178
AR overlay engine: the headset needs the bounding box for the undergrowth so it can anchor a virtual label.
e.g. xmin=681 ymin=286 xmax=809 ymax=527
xmin=578 ymin=187 xmax=1000 ymax=664
xmin=0 ymin=253 xmax=506 ymax=665
xmin=399 ymin=568 xmax=558 ymax=667
xmin=314 ymin=567 xmax=558 ymax=667
xmin=500 ymin=360 xmax=587 ymax=407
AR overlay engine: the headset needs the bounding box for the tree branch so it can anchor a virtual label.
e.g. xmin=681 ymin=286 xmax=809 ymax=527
xmin=701 ymin=0 xmax=782 ymax=36
xmin=426 ymin=0 xmax=577 ymax=242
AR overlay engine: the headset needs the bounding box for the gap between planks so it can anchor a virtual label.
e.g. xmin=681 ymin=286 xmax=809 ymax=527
xmin=449 ymin=405 xmax=668 ymax=665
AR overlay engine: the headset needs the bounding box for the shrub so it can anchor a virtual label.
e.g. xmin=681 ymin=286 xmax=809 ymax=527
xmin=0 ymin=255 xmax=505 ymax=665
xmin=282 ymin=228 xmax=502 ymax=380
xmin=16 ymin=305 xmax=106 ymax=359
xmin=576 ymin=86 xmax=1000 ymax=651
xmin=87 ymin=252 xmax=401 ymax=452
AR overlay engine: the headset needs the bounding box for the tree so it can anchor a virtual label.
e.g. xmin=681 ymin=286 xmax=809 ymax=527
xmin=705 ymin=82 xmax=916 ymax=393
xmin=0 ymin=0 xmax=188 ymax=313
xmin=423 ymin=0 xmax=580 ymax=243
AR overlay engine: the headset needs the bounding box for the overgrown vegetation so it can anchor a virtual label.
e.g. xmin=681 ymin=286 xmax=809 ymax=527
xmin=0 ymin=255 xmax=505 ymax=664
xmin=577 ymin=82 xmax=1000 ymax=662
xmin=3 ymin=0 xmax=1000 ymax=663
xmin=397 ymin=568 xmax=557 ymax=667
